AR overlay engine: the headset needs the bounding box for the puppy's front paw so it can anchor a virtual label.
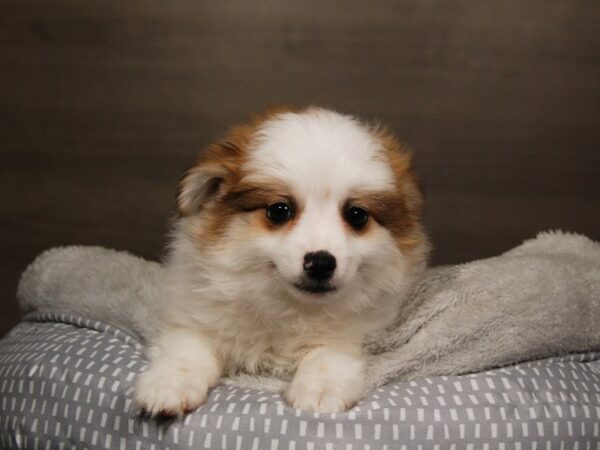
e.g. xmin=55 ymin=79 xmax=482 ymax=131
xmin=135 ymin=364 xmax=209 ymax=417
xmin=285 ymin=346 xmax=365 ymax=413
xmin=285 ymin=376 xmax=352 ymax=413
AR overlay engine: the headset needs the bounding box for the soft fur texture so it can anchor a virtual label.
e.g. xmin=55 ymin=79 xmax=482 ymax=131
xmin=134 ymin=108 xmax=429 ymax=415
xmin=18 ymin=231 xmax=600 ymax=399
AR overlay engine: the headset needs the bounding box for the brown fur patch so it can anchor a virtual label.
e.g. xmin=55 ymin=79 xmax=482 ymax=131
xmin=371 ymin=127 xmax=429 ymax=260
xmin=223 ymin=182 xmax=302 ymax=232
xmin=223 ymin=182 xmax=293 ymax=212
xmin=177 ymin=106 xmax=302 ymax=214
xmin=178 ymin=106 xmax=303 ymax=247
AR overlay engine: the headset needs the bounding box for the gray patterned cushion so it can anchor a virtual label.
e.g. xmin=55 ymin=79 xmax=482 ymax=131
xmin=1 ymin=312 xmax=600 ymax=449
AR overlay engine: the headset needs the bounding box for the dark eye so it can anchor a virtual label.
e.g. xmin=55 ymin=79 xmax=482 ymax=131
xmin=266 ymin=202 xmax=292 ymax=224
xmin=344 ymin=206 xmax=369 ymax=230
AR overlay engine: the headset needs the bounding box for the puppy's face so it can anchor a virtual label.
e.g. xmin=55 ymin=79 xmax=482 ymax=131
xmin=176 ymin=108 xmax=428 ymax=310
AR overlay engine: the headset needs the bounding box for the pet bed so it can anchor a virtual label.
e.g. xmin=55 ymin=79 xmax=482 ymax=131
xmin=1 ymin=231 xmax=599 ymax=448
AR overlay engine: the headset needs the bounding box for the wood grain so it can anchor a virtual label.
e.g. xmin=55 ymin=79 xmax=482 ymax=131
xmin=1 ymin=0 xmax=598 ymax=336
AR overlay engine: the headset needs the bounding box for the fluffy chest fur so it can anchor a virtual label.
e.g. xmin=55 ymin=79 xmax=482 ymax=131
xmin=164 ymin=229 xmax=403 ymax=377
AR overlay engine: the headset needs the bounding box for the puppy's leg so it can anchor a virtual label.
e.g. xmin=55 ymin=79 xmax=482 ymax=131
xmin=135 ymin=327 xmax=221 ymax=417
xmin=285 ymin=345 xmax=365 ymax=413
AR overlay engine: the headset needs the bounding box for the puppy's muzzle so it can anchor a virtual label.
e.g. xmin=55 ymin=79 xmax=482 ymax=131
xmin=292 ymin=251 xmax=338 ymax=294
xmin=303 ymin=251 xmax=336 ymax=281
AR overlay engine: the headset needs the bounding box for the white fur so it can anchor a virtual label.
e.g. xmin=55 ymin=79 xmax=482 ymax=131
xmin=135 ymin=108 xmax=427 ymax=415
xmin=135 ymin=328 xmax=220 ymax=416
xmin=245 ymin=110 xmax=396 ymax=197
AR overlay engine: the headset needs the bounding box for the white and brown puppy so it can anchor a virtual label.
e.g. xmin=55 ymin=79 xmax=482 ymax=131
xmin=135 ymin=107 xmax=429 ymax=416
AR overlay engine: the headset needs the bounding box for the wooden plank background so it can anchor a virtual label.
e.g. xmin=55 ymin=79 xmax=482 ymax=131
xmin=1 ymin=0 xmax=598 ymax=336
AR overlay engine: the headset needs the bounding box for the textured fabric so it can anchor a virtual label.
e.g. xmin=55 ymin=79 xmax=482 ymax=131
xmin=2 ymin=312 xmax=600 ymax=449
xmin=16 ymin=231 xmax=600 ymax=392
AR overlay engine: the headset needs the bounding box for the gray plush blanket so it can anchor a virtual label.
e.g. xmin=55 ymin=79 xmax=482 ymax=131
xmin=17 ymin=230 xmax=600 ymax=392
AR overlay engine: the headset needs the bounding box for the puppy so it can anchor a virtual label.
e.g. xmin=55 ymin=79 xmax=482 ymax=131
xmin=135 ymin=107 xmax=429 ymax=415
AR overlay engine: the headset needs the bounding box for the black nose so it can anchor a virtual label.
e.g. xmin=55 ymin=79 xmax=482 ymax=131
xmin=303 ymin=251 xmax=337 ymax=281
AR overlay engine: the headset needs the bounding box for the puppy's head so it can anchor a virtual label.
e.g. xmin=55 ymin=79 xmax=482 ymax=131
xmin=176 ymin=107 xmax=429 ymax=311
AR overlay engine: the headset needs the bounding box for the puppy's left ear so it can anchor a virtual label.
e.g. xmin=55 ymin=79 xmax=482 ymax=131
xmin=176 ymin=140 xmax=244 ymax=216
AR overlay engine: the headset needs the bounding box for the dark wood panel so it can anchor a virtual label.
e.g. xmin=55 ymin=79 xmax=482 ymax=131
xmin=1 ymin=0 xmax=599 ymax=336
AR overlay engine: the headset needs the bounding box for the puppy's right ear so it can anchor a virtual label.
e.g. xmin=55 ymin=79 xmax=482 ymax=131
xmin=176 ymin=162 xmax=228 ymax=217
xmin=176 ymin=139 xmax=246 ymax=217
